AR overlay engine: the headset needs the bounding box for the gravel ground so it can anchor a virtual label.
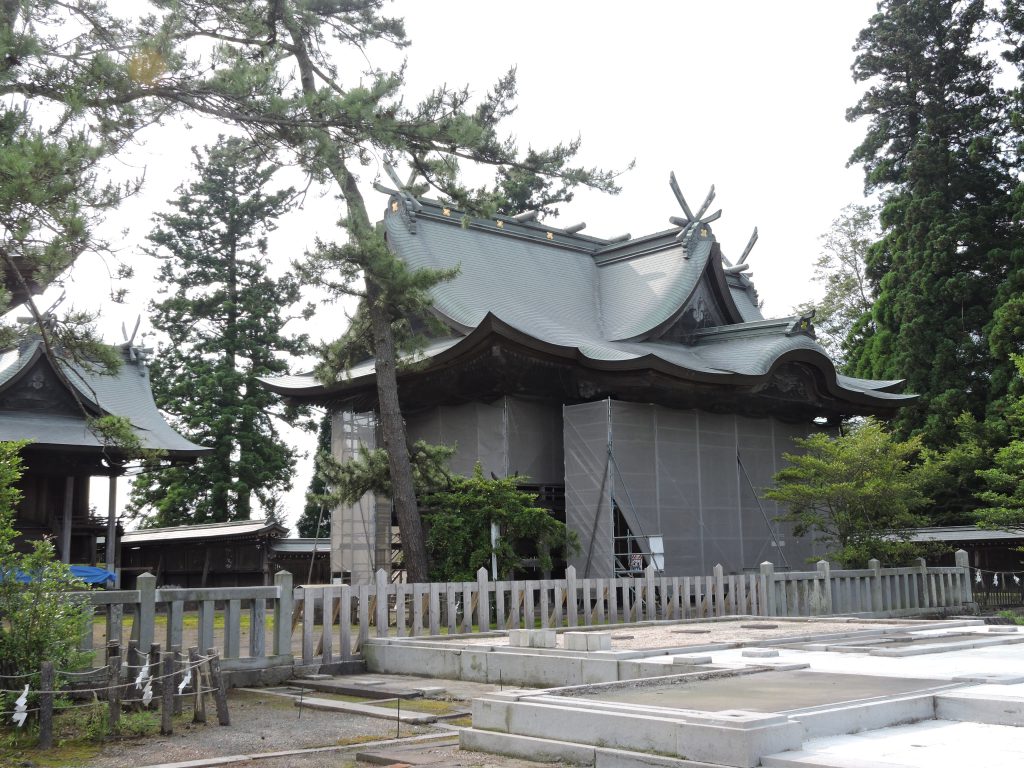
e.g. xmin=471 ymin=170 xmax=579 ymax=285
xmin=81 ymin=689 xmax=436 ymax=767
xmin=78 ymin=688 xmax=550 ymax=768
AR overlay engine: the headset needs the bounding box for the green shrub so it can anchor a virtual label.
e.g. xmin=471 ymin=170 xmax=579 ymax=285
xmin=0 ymin=442 xmax=92 ymax=681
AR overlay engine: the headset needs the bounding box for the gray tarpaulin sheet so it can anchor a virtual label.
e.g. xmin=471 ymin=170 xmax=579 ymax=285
xmin=564 ymin=399 xmax=817 ymax=577
xmin=405 ymin=397 xmax=562 ymax=484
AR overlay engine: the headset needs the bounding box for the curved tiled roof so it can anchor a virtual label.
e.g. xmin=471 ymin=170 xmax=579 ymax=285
xmin=262 ymin=187 xmax=913 ymax=415
xmin=0 ymin=340 xmax=208 ymax=456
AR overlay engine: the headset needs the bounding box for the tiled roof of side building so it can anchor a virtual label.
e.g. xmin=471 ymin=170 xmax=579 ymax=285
xmin=0 ymin=339 xmax=208 ymax=456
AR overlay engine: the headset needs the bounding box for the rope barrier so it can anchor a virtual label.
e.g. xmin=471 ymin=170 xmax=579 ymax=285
xmin=0 ymin=659 xmax=210 ymax=695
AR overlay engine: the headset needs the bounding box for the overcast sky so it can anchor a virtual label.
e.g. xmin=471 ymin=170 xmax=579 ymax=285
xmin=65 ymin=1 xmax=882 ymax=532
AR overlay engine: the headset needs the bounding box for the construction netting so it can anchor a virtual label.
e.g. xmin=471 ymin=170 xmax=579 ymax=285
xmin=564 ymin=399 xmax=820 ymax=578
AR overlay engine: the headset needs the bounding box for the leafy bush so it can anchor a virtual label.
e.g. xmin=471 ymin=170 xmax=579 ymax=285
xmin=0 ymin=442 xmax=92 ymax=680
xmin=422 ymin=463 xmax=577 ymax=581
xmin=764 ymin=419 xmax=935 ymax=567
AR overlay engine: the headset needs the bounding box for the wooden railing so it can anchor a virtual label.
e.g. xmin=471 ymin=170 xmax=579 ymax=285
xmin=77 ymin=551 xmax=974 ymax=672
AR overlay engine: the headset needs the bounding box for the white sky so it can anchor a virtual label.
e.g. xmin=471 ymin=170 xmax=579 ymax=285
xmin=64 ymin=0 xmax=881 ymax=532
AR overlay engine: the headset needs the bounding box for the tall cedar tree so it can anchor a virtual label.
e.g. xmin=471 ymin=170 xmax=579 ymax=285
xmin=130 ymin=137 xmax=307 ymax=526
xmin=111 ymin=1 xmax=622 ymax=581
xmin=994 ymin=2 xmax=1024 ymax=393
xmin=846 ymin=0 xmax=1012 ymax=458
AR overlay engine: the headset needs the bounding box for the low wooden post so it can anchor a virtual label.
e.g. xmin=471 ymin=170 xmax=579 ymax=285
xmin=207 ymin=648 xmax=230 ymax=726
xmin=189 ymin=646 xmax=206 ymax=724
xmin=107 ymin=642 xmax=122 ymax=736
xmin=148 ymin=642 xmax=162 ymax=711
xmin=172 ymin=646 xmax=183 ymax=716
xmin=38 ymin=661 xmax=54 ymax=749
xmin=160 ymin=651 xmax=174 ymax=735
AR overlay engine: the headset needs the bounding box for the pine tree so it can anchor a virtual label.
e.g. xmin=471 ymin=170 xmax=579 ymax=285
xmin=0 ymin=2 xmax=162 ymax=372
xmin=119 ymin=1 xmax=622 ymax=581
xmin=845 ymin=0 xmax=1011 ymax=450
xmin=130 ymin=137 xmax=308 ymax=526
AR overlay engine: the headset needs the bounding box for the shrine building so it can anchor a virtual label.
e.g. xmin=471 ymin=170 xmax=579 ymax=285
xmin=263 ymin=175 xmax=913 ymax=583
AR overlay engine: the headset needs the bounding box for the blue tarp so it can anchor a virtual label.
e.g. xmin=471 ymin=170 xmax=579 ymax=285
xmin=8 ymin=565 xmax=116 ymax=585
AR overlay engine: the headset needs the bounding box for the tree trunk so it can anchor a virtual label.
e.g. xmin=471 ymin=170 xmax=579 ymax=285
xmin=283 ymin=11 xmax=429 ymax=581
xmin=365 ymin=279 xmax=429 ymax=583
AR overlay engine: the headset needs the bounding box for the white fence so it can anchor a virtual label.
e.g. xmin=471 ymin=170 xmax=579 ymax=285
xmin=79 ymin=551 xmax=973 ymax=671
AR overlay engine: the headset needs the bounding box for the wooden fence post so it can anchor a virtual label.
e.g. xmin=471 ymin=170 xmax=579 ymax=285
xmin=160 ymin=651 xmax=174 ymax=735
xmin=273 ymin=571 xmax=293 ymax=657
xmin=815 ymin=560 xmax=833 ymax=615
xmin=189 ymin=646 xmax=206 ymax=724
xmin=107 ymin=643 xmax=121 ymax=736
xmin=206 ymin=649 xmax=230 ymax=726
xmin=760 ymin=562 xmax=776 ymax=617
xmin=38 ymin=661 xmax=54 ymax=749
xmin=172 ymin=646 xmax=183 ymax=716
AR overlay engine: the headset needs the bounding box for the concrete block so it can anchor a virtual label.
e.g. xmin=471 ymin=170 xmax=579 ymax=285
xmin=670 ymin=655 xmax=712 ymax=666
xmin=987 ymin=625 xmax=1019 ymax=633
xmin=565 ymin=631 xmax=613 ymax=651
xmin=742 ymin=648 xmax=780 ymax=658
xmin=509 ymin=630 xmax=532 ymax=651
xmin=564 ymin=632 xmax=591 ymax=651
xmin=534 ymin=629 xmax=557 ymax=648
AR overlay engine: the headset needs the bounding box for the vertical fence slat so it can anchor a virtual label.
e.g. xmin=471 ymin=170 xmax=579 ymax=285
xmin=495 ymin=581 xmax=506 ymax=631
xmin=321 ymin=587 xmax=334 ymax=663
xmin=395 ymin=584 xmax=407 ymax=638
xmin=250 ymin=598 xmax=265 ymax=658
xmin=339 ymin=585 xmax=352 ymax=660
xmin=224 ymin=599 xmax=241 ymax=659
xmin=302 ymin=590 xmax=315 ymax=663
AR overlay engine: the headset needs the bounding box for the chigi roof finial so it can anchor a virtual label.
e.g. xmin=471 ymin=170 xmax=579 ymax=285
xmin=667 ymin=172 xmax=721 ymax=254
